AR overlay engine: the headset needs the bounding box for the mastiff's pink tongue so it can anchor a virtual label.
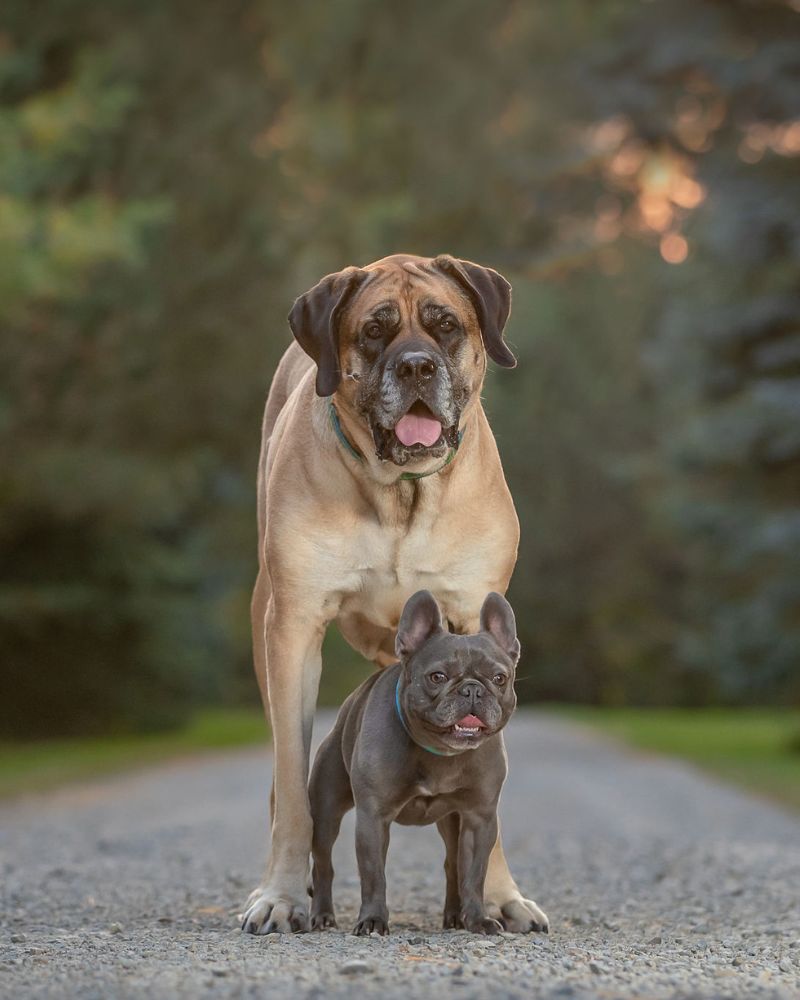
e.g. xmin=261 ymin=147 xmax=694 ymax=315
xmin=394 ymin=413 xmax=442 ymax=447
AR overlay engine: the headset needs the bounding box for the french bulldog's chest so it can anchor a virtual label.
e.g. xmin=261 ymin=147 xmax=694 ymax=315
xmin=394 ymin=779 xmax=475 ymax=827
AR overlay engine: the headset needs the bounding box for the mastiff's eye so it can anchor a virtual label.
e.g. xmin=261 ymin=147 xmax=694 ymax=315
xmin=364 ymin=321 xmax=382 ymax=339
xmin=492 ymin=673 xmax=507 ymax=686
xmin=438 ymin=317 xmax=457 ymax=333
xmin=429 ymin=671 xmax=447 ymax=684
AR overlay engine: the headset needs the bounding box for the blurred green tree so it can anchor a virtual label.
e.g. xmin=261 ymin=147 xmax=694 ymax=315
xmin=0 ymin=0 xmax=279 ymax=734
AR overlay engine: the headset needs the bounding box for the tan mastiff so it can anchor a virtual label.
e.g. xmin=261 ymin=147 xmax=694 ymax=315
xmin=242 ymin=253 xmax=549 ymax=934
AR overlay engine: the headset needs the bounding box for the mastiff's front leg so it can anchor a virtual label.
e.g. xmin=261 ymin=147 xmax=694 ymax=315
xmin=241 ymin=601 xmax=324 ymax=934
xmin=484 ymin=822 xmax=550 ymax=933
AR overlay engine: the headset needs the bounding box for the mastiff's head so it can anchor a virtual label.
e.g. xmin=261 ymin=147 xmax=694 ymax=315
xmin=288 ymin=254 xmax=515 ymax=466
xmin=395 ymin=589 xmax=520 ymax=754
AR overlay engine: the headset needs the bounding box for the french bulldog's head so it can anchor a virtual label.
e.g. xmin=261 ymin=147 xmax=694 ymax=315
xmin=395 ymin=590 xmax=520 ymax=754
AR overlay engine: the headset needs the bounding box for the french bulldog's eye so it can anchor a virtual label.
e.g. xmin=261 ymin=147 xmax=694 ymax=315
xmin=429 ymin=671 xmax=447 ymax=684
xmin=364 ymin=322 xmax=382 ymax=339
xmin=493 ymin=673 xmax=507 ymax=686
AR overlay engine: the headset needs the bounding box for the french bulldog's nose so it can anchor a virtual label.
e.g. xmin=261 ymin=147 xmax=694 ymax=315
xmin=396 ymin=351 xmax=438 ymax=383
xmin=459 ymin=680 xmax=484 ymax=703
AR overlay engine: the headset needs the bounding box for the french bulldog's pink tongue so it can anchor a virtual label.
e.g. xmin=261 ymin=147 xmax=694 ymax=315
xmin=394 ymin=413 xmax=442 ymax=447
xmin=457 ymin=715 xmax=484 ymax=728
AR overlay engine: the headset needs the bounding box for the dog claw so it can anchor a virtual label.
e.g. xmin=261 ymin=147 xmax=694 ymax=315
xmin=465 ymin=916 xmax=503 ymax=936
xmin=353 ymin=915 xmax=389 ymax=936
xmin=240 ymin=888 xmax=309 ymax=935
xmin=311 ymin=911 xmax=337 ymax=930
xmin=494 ymin=897 xmax=550 ymax=935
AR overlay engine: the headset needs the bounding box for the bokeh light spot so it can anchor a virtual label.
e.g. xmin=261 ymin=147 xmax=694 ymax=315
xmin=660 ymin=233 xmax=689 ymax=264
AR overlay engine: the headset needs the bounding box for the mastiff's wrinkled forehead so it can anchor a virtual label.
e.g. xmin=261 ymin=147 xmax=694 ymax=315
xmin=289 ymin=254 xmax=515 ymax=465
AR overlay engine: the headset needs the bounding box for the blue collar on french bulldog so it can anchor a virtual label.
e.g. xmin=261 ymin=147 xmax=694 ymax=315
xmin=394 ymin=678 xmax=460 ymax=757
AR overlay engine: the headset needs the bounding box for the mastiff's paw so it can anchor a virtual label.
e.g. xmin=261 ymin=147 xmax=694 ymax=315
xmin=488 ymin=895 xmax=549 ymax=934
xmin=240 ymin=886 xmax=309 ymax=934
xmin=442 ymin=909 xmax=464 ymax=930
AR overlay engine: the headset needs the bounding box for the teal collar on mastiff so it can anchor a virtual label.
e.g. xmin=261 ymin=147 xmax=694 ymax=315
xmin=328 ymin=401 xmax=463 ymax=481
xmin=394 ymin=678 xmax=460 ymax=757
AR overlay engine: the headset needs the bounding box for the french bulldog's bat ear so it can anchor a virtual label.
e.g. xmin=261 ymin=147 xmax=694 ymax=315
xmin=396 ymin=590 xmax=444 ymax=660
xmin=433 ymin=255 xmax=516 ymax=369
xmin=288 ymin=266 xmax=369 ymax=396
xmin=480 ymin=592 xmax=521 ymax=663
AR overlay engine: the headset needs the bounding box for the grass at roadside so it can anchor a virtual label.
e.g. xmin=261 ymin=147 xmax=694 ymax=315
xmin=552 ymin=706 xmax=800 ymax=811
xmin=0 ymin=708 xmax=268 ymax=800
xmin=5 ymin=704 xmax=799 ymax=812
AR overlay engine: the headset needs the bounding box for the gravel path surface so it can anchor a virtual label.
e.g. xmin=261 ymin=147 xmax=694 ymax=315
xmin=1 ymin=710 xmax=799 ymax=999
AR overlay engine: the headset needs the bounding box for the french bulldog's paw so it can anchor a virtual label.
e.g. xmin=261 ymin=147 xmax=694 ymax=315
xmin=442 ymin=909 xmax=464 ymax=930
xmin=464 ymin=914 xmax=503 ymax=936
xmin=497 ymin=896 xmax=549 ymax=934
xmin=353 ymin=911 xmax=389 ymax=936
xmin=240 ymin=886 xmax=309 ymax=934
xmin=311 ymin=909 xmax=337 ymax=930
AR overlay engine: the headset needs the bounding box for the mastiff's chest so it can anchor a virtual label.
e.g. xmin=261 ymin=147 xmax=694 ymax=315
xmin=337 ymin=515 xmax=492 ymax=631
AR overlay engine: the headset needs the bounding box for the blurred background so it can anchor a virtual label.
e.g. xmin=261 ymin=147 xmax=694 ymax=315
xmin=1 ymin=1 xmax=799 ymax=780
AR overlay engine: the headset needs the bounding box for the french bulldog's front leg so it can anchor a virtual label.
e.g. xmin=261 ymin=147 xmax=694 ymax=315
xmin=437 ymin=814 xmax=463 ymax=928
xmin=458 ymin=811 xmax=503 ymax=935
xmin=309 ymin=731 xmax=354 ymax=930
xmin=353 ymin=804 xmax=391 ymax=936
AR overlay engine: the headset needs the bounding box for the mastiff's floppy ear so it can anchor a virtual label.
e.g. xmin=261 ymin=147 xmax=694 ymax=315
xmin=479 ymin=592 xmax=521 ymax=663
xmin=288 ymin=266 xmax=369 ymax=396
xmin=433 ymin=255 xmax=516 ymax=368
xmin=396 ymin=590 xmax=445 ymax=660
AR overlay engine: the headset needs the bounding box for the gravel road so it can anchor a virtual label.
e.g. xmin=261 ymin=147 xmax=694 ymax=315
xmin=1 ymin=711 xmax=799 ymax=1000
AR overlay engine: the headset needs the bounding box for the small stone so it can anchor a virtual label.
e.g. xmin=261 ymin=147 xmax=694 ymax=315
xmin=732 ymin=956 xmax=745 ymax=967
xmin=408 ymin=936 xmax=423 ymax=945
xmin=339 ymin=960 xmax=372 ymax=975
xmin=109 ymin=923 xmax=123 ymax=935
xmin=211 ymin=967 xmax=228 ymax=977
xmin=648 ymin=935 xmax=663 ymax=945
xmin=10 ymin=934 xmax=26 ymax=944
xmin=779 ymin=958 xmax=793 ymax=973
xmin=451 ymin=965 xmax=464 ymax=977
xmin=589 ymin=960 xmax=606 ymax=974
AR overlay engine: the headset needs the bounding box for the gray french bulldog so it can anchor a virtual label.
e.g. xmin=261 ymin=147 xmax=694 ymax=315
xmin=308 ymin=588 xmax=526 ymax=936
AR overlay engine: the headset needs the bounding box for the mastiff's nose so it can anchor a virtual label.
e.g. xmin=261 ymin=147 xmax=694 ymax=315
xmin=396 ymin=351 xmax=438 ymax=384
xmin=459 ymin=679 xmax=484 ymax=704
